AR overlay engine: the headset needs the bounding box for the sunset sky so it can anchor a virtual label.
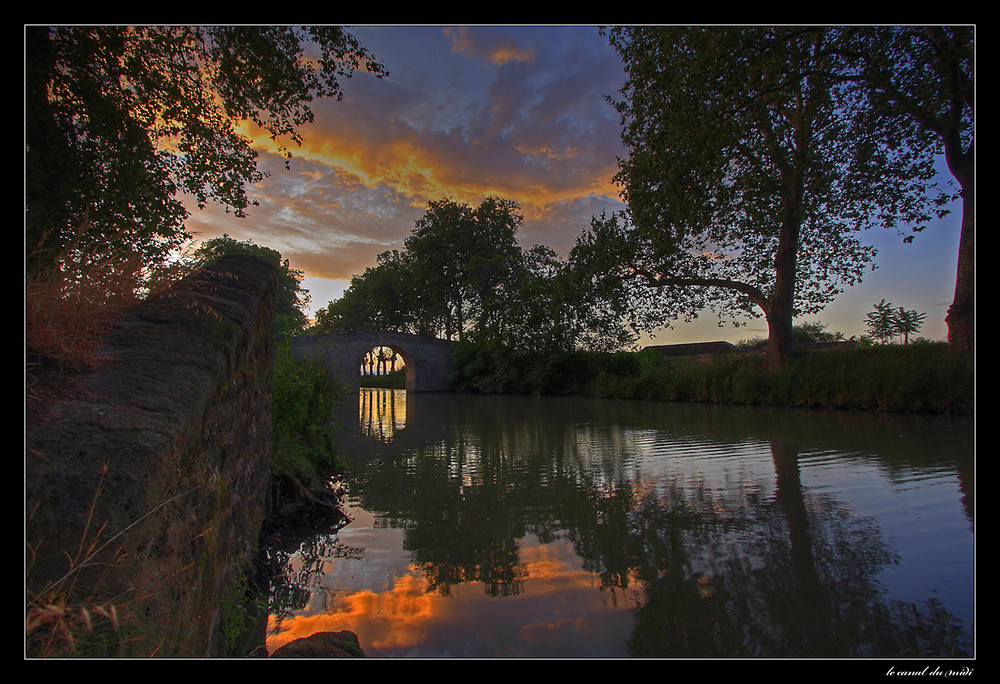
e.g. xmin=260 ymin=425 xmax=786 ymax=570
xmin=183 ymin=25 xmax=964 ymax=346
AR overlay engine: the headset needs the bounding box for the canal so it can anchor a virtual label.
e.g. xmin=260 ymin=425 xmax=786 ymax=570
xmin=264 ymin=389 xmax=974 ymax=658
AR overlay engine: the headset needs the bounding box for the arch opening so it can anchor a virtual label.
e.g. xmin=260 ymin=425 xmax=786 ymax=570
xmin=358 ymin=344 xmax=413 ymax=391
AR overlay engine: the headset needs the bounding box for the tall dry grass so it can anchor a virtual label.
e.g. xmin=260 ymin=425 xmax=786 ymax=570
xmin=26 ymin=221 xmax=195 ymax=382
xmin=26 ymin=223 xmax=195 ymax=655
xmin=25 ymin=466 xmax=125 ymax=656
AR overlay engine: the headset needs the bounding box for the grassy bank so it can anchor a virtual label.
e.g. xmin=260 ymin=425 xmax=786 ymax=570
xmin=450 ymin=341 xmax=973 ymax=415
xmin=359 ymin=368 xmax=406 ymax=389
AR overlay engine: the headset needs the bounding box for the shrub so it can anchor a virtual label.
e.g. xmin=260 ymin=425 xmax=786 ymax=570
xmin=271 ymin=339 xmax=345 ymax=486
xmin=450 ymin=340 xmax=971 ymax=415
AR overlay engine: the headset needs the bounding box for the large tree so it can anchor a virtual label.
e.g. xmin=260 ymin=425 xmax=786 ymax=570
xmin=403 ymin=197 xmax=524 ymax=342
xmin=847 ymin=27 xmax=974 ymax=353
xmin=313 ymin=196 xmax=635 ymax=352
xmin=602 ymin=26 xmax=950 ymax=370
xmin=312 ymin=249 xmax=419 ymax=335
xmin=25 ymin=25 xmax=385 ymax=274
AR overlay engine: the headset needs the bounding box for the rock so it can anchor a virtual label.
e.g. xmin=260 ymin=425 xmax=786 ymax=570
xmin=270 ymin=631 xmax=366 ymax=658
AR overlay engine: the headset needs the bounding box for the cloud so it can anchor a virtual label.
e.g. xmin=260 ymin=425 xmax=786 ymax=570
xmin=186 ymin=26 xmax=628 ymax=296
xmin=177 ymin=26 xmax=960 ymax=343
xmin=443 ymin=26 xmax=538 ymax=66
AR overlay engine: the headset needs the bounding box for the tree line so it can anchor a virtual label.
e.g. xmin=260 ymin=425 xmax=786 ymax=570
xmin=587 ymin=26 xmax=973 ymax=370
xmin=267 ymin=26 xmax=976 ymax=369
xmin=309 ymin=197 xmax=637 ymax=353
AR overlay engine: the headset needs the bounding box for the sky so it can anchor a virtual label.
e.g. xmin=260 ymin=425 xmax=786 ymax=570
xmin=182 ymin=25 xmax=964 ymax=347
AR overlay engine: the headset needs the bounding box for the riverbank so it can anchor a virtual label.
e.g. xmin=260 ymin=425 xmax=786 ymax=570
xmin=449 ymin=341 xmax=974 ymax=415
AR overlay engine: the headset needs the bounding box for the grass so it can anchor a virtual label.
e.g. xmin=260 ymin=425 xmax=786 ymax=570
xmin=593 ymin=344 xmax=972 ymax=414
xmin=26 ymin=467 xmax=128 ymax=657
xmin=26 ymin=225 xmax=194 ymax=396
xmin=360 ymin=367 xmax=406 ymax=389
xmin=450 ymin=341 xmax=973 ymax=415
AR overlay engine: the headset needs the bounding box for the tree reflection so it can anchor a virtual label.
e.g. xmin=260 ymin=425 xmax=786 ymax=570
xmin=268 ymin=531 xmax=362 ymax=622
xmin=359 ymin=388 xmax=407 ymax=442
xmin=269 ymin=394 xmax=973 ymax=658
xmin=626 ymin=438 xmax=971 ymax=657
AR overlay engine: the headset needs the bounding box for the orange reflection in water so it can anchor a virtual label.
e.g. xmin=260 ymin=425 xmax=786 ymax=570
xmin=266 ymin=541 xmax=632 ymax=657
xmin=267 ymin=571 xmax=435 ymax=654
xmin=359 ymin=388 xmax=406 ymax=442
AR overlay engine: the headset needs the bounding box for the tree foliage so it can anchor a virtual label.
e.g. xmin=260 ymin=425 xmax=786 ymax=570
xmin=311 ymin=198 xmax=635 ymax=353
xmin=402 ymin=197 xmax=524 ymax=341
xmin=846 ymin=27 xmax=974 ymax=352
xmin=313 ymin=249 xmax=419 ymax=335
xmin=193 ymin=234 xmax=311 ymax=336
xmin=25 ymin=25 xmax=386 ymax=274
xmin=865 ymin=299 xmax=927 ymax=345
xmin=597 ymin=26 xmax=952 ymax=370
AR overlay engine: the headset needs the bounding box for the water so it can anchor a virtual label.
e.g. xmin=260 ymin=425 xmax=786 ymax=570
xmin=265 ymin=389 xmax=975 ymax=659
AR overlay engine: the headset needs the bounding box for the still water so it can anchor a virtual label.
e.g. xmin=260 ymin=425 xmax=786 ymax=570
xmin=265 ymin=389 xmax=974 ymax=658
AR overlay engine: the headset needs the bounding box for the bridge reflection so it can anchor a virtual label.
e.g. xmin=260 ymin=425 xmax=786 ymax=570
xmin=333 ymin=388 xmax=465 ymax=468
xmin=359 ymin=387 xmax=407 ymax=442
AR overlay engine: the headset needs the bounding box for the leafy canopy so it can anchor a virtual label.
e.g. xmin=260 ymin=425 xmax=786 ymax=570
xmin=311 ymin=197 xmax=635 ymax=353
xmin=25 ymin=25 xmax=386 ymax=273
xmin=850 ymin=27 xmax=973 ymax=352
xmin=593 ymin=26 xmax=951 ymax=367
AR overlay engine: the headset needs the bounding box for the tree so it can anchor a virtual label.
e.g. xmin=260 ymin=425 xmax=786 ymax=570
xmin=602 ymin=26 xmax=950 ymax=371
xmin=863 ymin=299 xmax=926 ymax=345
xmin=312 ymin=249 xmax=418 ymax=335
xmin=846 ymin=27 xmax=974 ymax=353
xmin=194 ymin=234 xmax=310 ymax=336
xmin=893 ymin=307 xmax=927 ymax=344
xmin=25 ymin=25 xmax=386 ymax=275
xmin=403 ymin=197 xmax=524 ymax=342
xmin=865 ymin=299 xmax=899 ymax=345
xmin=313 ymin=197 xmax=635 ymax=353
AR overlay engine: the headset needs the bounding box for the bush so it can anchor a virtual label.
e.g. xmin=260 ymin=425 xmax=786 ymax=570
xmin=450 ymin=340 xmax=972 ymax=415
xmin=271 ymin=339 xmax=345 ymax=486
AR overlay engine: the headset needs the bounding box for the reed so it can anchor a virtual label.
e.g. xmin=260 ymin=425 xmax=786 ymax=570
xmin=27 ymin=466 xmax=129 ymax=657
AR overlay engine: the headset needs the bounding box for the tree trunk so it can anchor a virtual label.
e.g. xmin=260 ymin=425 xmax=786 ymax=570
xmin=765 ymin=203 xmax=802 ymax=371
xmin=765 ymin=305 xmax=794 ymax=372
xmin=945 ymin=158 xmax=974 ymax=355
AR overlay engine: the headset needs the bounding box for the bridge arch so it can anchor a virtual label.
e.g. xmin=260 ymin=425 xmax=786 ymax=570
xmin=291 ymin=330 xmax=455 ymax=392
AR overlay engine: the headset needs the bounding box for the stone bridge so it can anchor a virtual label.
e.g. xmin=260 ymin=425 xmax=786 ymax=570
xmin=291 ymin=330 xmax=456 ymax=392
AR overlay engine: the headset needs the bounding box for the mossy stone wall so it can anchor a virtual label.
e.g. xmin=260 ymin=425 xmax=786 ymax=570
xmin=26 ymin=255 xmax=278 ymax=657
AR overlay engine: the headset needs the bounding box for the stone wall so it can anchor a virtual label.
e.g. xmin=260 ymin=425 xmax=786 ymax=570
xmin=26 ymin=255 xmax=278 ymax=657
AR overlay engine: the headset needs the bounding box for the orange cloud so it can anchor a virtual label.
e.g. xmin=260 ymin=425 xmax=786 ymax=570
xmin=444 ymin=27 xmax=537 ymax=66
xmin=186 ymin=27 xmax=629 ymax=302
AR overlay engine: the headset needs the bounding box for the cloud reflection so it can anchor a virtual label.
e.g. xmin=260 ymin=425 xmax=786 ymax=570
xmin=266 ymin=538 xmax=637 ymax=657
